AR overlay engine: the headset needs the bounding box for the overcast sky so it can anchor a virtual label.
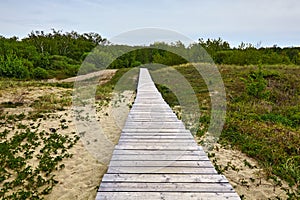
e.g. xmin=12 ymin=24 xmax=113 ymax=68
xmin=0 ymin=0 xmax=299 ymax=47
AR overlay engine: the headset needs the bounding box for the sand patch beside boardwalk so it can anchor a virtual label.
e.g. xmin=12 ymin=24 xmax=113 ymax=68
xmin=54 ymin=69 xmax=117 ymax=84
xmin=0 ymin=69 xmax=125 ymax=199
xmin=47 ymin=90 xmax=135 ymax=200
xmin=206 ymin=144 xmax=289 ymax=199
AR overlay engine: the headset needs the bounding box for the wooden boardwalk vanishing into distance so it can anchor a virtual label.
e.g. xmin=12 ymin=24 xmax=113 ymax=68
xmin=96 ymin=68 xmax=240 ymax=200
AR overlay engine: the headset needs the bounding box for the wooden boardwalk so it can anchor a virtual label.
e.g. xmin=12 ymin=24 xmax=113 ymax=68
xmin=96 ymin=68 xmax=240 ymax=200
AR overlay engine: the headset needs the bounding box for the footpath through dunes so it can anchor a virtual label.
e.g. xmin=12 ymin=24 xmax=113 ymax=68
xmin=96 ymin=68 xmax=240 ymax=200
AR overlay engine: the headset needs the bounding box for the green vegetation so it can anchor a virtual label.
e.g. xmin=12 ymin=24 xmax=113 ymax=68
xmin=0 ymin=97 xmax=79 ymax=199
xmin=163 ymin=64 xmax=299 ymax=198
xmin=0 ymin=30 xmax=105 ymax=80
xmin=0 ymin=79 xmax=73 ymax=91
xmin=0 ymin=126 xmax=79 ymax=199
xmin=155 ymin=84 xmax=179 ymax=107
xmin=95 ymin=68 xmax=132 ymax=101
xmin=0 ymin=79 xmax=78 ymax=199
xmin=2 ymin=30 xmax=300 ymax=80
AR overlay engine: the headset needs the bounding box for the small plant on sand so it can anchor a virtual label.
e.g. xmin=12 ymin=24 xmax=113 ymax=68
xmin=0 ymin=119 xmax=79 ymax=199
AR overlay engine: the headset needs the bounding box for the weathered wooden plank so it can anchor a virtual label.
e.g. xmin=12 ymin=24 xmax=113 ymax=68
xmin=118 ymin=139 xmax=195 ymax=143
xmin=123 ymin=125 xmax=185 ymax=129
xmin=131 ymin=106 xmax=172 ymax=108
xmin=122 ymin=127 xmax=186 ymax=130
xmin=119 ymin=134 xmax=192 ymax=136
xmin=134 ymin=101 xmax=167 ymax=103
xmin=120 ymin=135 xmax=193 ymax=138
xmin=122 ymin=129 xmax=189 ymax=132
xmin=128 ymin=112 xmax=176 ymax=115
xmin=119 ymin=136 xmax=194 ymax=139
xmin=115 ymin=143 xmax=198 ymax=148
xmin=127 ymin=113 xmax=176 ymax=116
xmin=124 ymin=123 xmax=185 ymax=128
xmin=123 ymin=127 xmax=186 ymax=130
xmin=121 ymin=131 xmax=192 ymax=134
xmin=125 ymin=121 xmax=184 ymax=124
xmin=99 ymin=182 xmax=234 ymax=192
xmin=116 ymin=144 xmax=199 ymax=149
xmin=130 ymin=108 xmax=173 ymax=112
xmin=127 ymin=112 xmax=174 ymax=115
xmin=114 ymin=146 xmax=199 ymax=151
xmin=112 ymin=149 xmax=206 ymax=155
xmin=102 ymin=174 xmax=228 ymax=183
xmin=107 ymin=166 xmax=217 ymax=174
xmin=96 ymin=192 xmax=240 ymax=200
xmin=126 ymin=119 xmax=180 ymax=122
xmin=127 ymin=115 xmax=179 ymax=118
xmin=108 ymin=160 xmax=214 ymax=167
xmin=127 ymin=113 xmax=175 ymax=116
xmin=120 ymin=132 xmax=194 ymax=139
xmin=119 ymin=136 xmax=193 ymax=139
xmin=124 ymin=121 xmax=183 ymax=124
xmin=119 ymin=137 xmax=194 ymax=140
xmin=102 ymin=173 xmax=228 ymax=183
xmin=126 ymin=118 xmax=179 ymax=122
xmin=111 ymin=154 xmax=210 ymax=161
xmin=121 ymin=133 xmax=192 ymax=136
xmin=127 ymin=115 xmax=176 ymax=118
xmin=116 ymin=141 xmax=196 ymax=145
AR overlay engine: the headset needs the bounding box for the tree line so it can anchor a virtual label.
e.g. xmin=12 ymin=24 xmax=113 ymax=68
xmin=0 ymin=30 xmax=106 ymax=79
xmin=1 ymin=30 xmax=300 ymax=79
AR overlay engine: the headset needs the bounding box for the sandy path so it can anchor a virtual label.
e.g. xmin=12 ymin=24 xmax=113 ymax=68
xmin=57 ymin=69 xmax=117 ymax=83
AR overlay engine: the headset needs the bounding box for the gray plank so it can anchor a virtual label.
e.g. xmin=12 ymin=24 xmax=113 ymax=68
xmin=122 ymin=129 xmax=189 ymax=132
xmin=119 ymin=134 xmax=193 ymax=137
xmin=126 ymin=117 xmax=179 ymax=120
xmin=126 ymin=119 xmax=180 ymax=122
xmin=116 ymin=142 xmax=197 ymax=145
xmin=128 ymin=112 xmax=176 ymax=115
xmin=102 ymin=173 xmax=228 ymax=183
xmin=99 ymin=182 xmax=234 ymax=192
xmin=119 ymin=139 xmax=195 ymax=144
xmin=119 ymin=136 xmax=194 ymax=139
xmin=123 ymin=125 xmax=185 ymax=129
xmin=114 ymin=147 xmax=199 ymax=151
xmin=96 ymin=192 xmax=240 ymax=200
xmin=112 ymin=149 xmax=206 ymax=155
xmin=108 ymin=160 xmax=215 ymax=167
xmin=125 ymin=121 xmax=184 ymax=125
xmin=111 ymin=154 xmax=210 ymax=161
xmin=115 ymin=145 xmax=199 ymax=150
xmin=107 ymin=166 xmax=217 ymax=174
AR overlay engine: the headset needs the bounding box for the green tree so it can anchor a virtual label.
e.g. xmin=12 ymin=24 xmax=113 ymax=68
xmin=243 ymin=65 xmax=269 ymax=99
xmin=0 ymin=55 xmax=30 ymax=79
xmin=32 ymin=67 xmax=49 ymax=79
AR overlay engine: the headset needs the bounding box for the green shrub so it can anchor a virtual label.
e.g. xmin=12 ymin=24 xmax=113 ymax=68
xmin=242 ymin=65 xmax=269 ymax=99
xmin=32 ymin=67 xmax=49 ymax=79
xmin=0 ymin=55 xmax=30 ymax=79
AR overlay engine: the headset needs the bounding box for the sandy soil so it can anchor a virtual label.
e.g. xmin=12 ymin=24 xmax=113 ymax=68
xmin=49 ymin=69 xmax=117 ymax=84
xmin=207 ymin=144 xmax=289 ymax=199
xmin=47 ymin=89 xmax=135 ymax=199
xmin=0 ymin=69 xmax=127 ymax=199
